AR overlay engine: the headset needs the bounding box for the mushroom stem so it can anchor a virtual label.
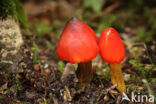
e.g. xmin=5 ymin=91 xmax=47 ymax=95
xmin=109 ymin=63 xmax=126 ymax=93
xmin=77 ymin=61 xmax=93 ymax=87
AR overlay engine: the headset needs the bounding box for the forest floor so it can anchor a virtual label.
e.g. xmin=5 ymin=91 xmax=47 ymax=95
xmin=0 ymin=0 xmax=156 ymax=104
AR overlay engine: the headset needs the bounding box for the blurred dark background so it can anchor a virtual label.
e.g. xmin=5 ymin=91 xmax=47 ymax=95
xmin=18 ymin=0 xmax=156 ymax=63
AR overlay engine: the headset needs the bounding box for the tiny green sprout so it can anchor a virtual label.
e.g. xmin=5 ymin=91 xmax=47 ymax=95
xmin=31 ymin=47 xmax=39 ymax=64
xmin=99 ymin=68 xmax=110 ymax=81
xmin=16 ymin=78 xmax=21 ymax=92
xmin=58 ymin=61 xmax=64 ymax=72
xmin=49 ymin=92 xmax=53 ymax=101
xmin=40 ymin=99 xmax=47 ymax=104
xmin=0 ymin=95 xmax=5 ymax=99
xmin=45 ymin=40 xmax=55 ymax=50
xmin=31 ymin=43 xmax=39 ymax=64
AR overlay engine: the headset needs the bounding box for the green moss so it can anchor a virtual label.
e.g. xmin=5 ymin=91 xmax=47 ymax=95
xmin=0 ymin=0 xmax=28 ymax=28
xmin=0 ymin=0 xmax=15 ymax=19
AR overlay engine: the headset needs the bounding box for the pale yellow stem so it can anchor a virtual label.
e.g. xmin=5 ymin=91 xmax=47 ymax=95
xmin=109 ymin=63 xmax=126 ymax=93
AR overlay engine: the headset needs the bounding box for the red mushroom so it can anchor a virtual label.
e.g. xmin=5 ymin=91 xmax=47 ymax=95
xmin=99 ymin=27 xmax=126 ymax=93
xmin=57 ymin=17 xmax=99 ymax=87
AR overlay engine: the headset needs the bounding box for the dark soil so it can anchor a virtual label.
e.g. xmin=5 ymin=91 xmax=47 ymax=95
xmin=0 ymin=45 xmax=121 ymax=104
xmin=0 ymin=40 xmax=155 ymax=104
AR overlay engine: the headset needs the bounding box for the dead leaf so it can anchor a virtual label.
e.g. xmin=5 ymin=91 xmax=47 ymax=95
xmin=104 ymin=95 xmax=109 ymax=101
xmin=106 ymin=84 xmax=120 ymax=99
xmin=63 ymin=86 xmax=72 ymax=101
xmin=61 ymin=63 xmax=76 ymax=83
xmin=53 ymin=97 xmax=59 ymax=104
xmin=26 ymin=90 xmax=37 ymax=99
xmin=33 ymin=64 xmax=40 ymax=71
xmin=0 ymin=82 xmax=8 ymax=94
xmin=103 ymin=2 xmax=120 ymax=14
xmin=45 ymin=68 xmax=51 ymax=74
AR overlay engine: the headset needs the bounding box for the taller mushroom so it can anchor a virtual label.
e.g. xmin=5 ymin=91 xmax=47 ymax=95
xmin=57 ymin=17 xmax=99 ymax=87
xmin=99 ymin=27 xmax=126 ymax=93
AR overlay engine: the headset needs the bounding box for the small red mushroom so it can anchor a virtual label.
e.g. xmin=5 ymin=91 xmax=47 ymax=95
xmin=99 ymin=27 xmax=126 ymax=93
xmin=57 ymin=17 xmax=99 ymax=87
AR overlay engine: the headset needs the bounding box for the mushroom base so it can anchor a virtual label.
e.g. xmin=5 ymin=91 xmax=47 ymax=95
xmin=76 ymin=61 xmax=93 ymax=87
xmin=109 ymin=63 xmax=126 ymax=93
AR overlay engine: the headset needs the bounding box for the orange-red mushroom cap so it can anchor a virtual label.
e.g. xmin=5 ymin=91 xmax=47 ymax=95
xmin=57 ymin=17 xmax=99 ymax=64
xmin=99 ymin=27 xmax=125 ymax=64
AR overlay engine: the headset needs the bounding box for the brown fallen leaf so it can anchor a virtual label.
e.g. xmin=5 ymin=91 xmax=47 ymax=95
xmin=33 ymin=64 xmax=40 ymax=71
xmin=106 ymin=84 xmax=117 ymax=92
xmin=0 ymin=82 xmax=8 ymax=94
xmin=103 ymin=2 xmax=120 ymax=14
xmin=16 ymin=100 xmax=21 ymax=104
xmin=45 ymin=68 xmax=51 ymax=74
xmin=26 ymin=90 xmax=37 ymax=99
xmin=104 ymin=95 xmax=109 ymax=101
xmin=106 ymin=84 xmax=120 ymax=99
xmin=16 ymin=74 xmax=23 ymax=79
xmin=61 ymin=63 xmax=76 ymax=83
xmin=63 ymin=86 xmax=72 ymax=101
xmin=53 ymin=97 xmax=59 ymax=104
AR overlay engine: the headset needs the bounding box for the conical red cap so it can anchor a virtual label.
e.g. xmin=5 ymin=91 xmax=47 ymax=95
xmin=99 ymin=27 xmax=125 ymax=63
xmin=57 ymin=17 xmax=99 ymax=63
